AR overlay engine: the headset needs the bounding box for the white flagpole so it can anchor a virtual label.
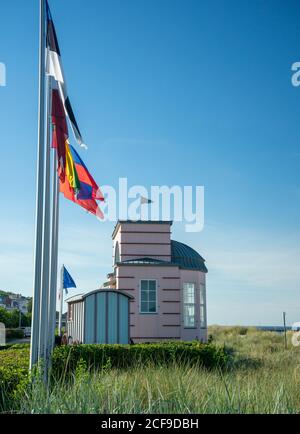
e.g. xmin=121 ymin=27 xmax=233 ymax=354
xmin=39 ymin=74 xmax=52 ymax=365
xmin=48 ymin=146 xmax=60 ymax=350
xmin=30 ymin=0 xmax=46 ymax=370
xmin=58 ymin=265 xmax=64 ymax=337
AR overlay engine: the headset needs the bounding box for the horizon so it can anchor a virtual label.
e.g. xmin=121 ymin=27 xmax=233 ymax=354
xmin=0 ymin=0 xmax=300 ymax=327
xmin=0 ymin=286 xmax=294 ymax=327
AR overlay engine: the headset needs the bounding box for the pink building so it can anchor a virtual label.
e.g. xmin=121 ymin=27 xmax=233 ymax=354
xmin=104 ymin=221 xmax=208 ymax=343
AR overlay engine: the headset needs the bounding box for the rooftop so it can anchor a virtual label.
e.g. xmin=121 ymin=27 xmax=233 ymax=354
xmin=171 ymin=240 xmax=208 ymax=273
xmin=112 ymin=220 xmax=173 ymax=239
xmin=66 ymin=288 xmax=134 ymax=303
xmin=116 ymin=240 xmax=208 ymax=273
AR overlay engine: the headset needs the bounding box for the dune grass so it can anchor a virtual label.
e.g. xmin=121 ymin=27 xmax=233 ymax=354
xmin=2 ymin=326 xmax=300 ymax=414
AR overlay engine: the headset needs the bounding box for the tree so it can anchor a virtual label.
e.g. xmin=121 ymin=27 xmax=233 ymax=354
xmin=6 ymin=309 xmax=19 ymax=328
xmin=22 ymin=312 xmax=32 ymax=327
xmin=27 ymin=298 xmax=32 ymax=314
xmin=0 ymin=306 xmax=32 ymax=329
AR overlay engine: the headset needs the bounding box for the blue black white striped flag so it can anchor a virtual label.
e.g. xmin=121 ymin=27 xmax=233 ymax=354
xmin=45 ymin=0 xmax=87 ymax=149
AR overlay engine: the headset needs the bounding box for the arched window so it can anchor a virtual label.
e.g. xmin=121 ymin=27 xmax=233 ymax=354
xmin=114 ymin=242 xmax=120 ymax=265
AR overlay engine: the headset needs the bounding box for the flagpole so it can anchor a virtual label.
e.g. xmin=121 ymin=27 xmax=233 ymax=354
xmin=58 ymin=264 xmax=64 ymax=337
xmin=30 ymin=0 xmax=46 ymax=370
xmin=39 ymin=74 xmax=52 ymax=366
xmin=49 ymin=147 xmax=60 ymax=350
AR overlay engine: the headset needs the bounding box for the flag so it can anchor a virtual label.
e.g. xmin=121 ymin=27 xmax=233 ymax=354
xmin=60 ymin=179 xmax=104 ymax=219
xmin=63 ymin=266 xmax=76 ymax=293
xmin=51 ymin=87 xmax=67 ymax=181
xmin=60 ymin=144 xmax=104 ymax=219
xmin=69 ymin=145 xmax=105 ymax=201
xmin=46 ymin=0 xmax=86 ymax=149
xmin=140 ymin=196 xmax=153 ymax=205
xmin=51 ymin=84 xmax=81 ymax=193
xmin=65 ymin=141 xmax=81 ymax=194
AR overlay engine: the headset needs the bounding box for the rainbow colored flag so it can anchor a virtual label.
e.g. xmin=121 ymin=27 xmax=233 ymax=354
xmin=51 ymin=86 xmax=104 ymax=217
xmin=60 ymin=144 xmax=104 ymax=219
xmin=65 ymin=141 xmax=80 ymax=194
xmin=69 ymin=145 xmax=104 ymax=201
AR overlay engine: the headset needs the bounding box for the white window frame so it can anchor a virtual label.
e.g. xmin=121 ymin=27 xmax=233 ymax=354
xmin=139 ymin=279 xmax=158 ymax=314
xmin=199 ymin=284 xmax=206 ymax=329
xmin=183 ymin=282 xmax=196 ymax=328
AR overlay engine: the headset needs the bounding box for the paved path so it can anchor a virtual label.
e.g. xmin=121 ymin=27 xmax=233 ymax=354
xmin=6 ymin=338 xmax=30 ymax=345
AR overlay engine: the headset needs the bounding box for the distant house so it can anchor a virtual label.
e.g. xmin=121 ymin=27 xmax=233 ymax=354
xmin=0 ymin=295 xmax=5 ymax=309
xmin=67 ymin=221 xmax=208 ymax=343
xmin=1 ymin=294 xmax=30 ymax=314
xmin=16 ymin=297 xmax=30 ymax=314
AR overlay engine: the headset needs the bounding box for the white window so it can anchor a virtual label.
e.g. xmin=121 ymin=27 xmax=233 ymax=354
xmin=183 ymin=283 xmax=195 ymax=328
xmin=200 ymin=284 xmax=206 ymax=328
xmin=140 ymin=280 xmax=157 ymax=314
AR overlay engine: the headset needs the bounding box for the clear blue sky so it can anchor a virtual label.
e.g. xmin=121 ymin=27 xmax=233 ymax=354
xmin=0 ymin=0 xmax=299 ymax=325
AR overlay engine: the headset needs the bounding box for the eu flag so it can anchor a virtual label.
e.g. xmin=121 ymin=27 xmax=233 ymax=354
xmin=63 ymin=266 xmax=76 ymax=294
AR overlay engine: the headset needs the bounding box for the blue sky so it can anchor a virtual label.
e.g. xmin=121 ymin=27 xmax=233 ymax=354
xmin=0 ymin=0 xmax=300 ymax=325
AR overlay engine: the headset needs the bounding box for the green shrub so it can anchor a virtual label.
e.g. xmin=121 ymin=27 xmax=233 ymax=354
xmin=52 ymin=341 xmax=229 ymax=378
xmin=5 ymin=329 xmax=24 ymax=340
xmin=0 ymin=342 xmax=229 ymax=411
xmin=237 ymin=327 xmax=248 ymax=336
xmin=0 ymin=346 xmax=30 ymax=411
xmin=0 ymin=307 xmax=31 ymax=329
xmin=9 ymin=343 xmax=30 ymax=350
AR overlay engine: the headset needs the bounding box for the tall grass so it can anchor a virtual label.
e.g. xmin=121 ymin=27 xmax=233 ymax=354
xmin=4 ymin=327 xmax=300 ymax=414
xmin=17 ymin=362 xmax=300 ymax=414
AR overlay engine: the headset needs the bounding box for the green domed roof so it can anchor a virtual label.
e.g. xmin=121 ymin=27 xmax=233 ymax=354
xmin=171 ymin=240 xmax=208 ymax=273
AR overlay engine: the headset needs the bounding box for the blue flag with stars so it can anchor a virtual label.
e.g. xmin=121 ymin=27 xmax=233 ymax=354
xmin=63 ymin=266 xmax=76 ymax=294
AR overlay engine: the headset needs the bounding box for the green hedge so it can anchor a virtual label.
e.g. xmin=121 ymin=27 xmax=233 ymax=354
xmin=52 ymin=341 xmax=229 ymax=377
xmin=0 ymin=342 xmax=229 ymax=410
xmin=6 ymin=329 xmax=25 ymax=340
xmin=0 ymin=346 xmax=30 ymax=411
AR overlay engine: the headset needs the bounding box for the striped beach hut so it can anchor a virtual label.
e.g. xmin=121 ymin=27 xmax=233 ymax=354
xmin=66 ymin=289 xmax=133 ymax=344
